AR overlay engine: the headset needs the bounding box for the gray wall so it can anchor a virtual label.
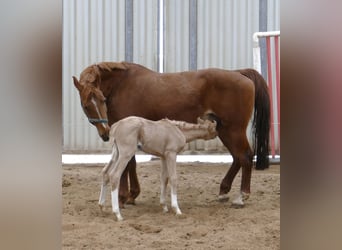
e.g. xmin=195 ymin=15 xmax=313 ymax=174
xmin=63 ymin=0 xmax=280 ymax=152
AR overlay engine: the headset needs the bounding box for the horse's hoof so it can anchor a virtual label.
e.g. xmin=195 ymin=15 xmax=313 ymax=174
xmin=241 ymin=192 xmax=250 ymax=201
xmin=126 ymin=198 xmax=136 ymax=205
xmin=218 ymin=194 xmax=229 ymax=202
xmin=231 ymin=196 xmax=245 ymax=208
xmin=231 ymin=203 xmax=245 ymax=209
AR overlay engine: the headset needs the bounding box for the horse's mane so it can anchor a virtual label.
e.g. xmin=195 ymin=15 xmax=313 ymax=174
xmin=79 ymin=62 xmax=127 ymax=87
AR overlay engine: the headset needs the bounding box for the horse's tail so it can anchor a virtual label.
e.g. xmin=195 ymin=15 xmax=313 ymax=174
xmin=239 ymin=68 xmax=270 ymax=170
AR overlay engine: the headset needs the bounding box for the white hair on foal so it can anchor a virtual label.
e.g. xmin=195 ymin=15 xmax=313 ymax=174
xmin=98 ymin=116 xmax=217 ymax=221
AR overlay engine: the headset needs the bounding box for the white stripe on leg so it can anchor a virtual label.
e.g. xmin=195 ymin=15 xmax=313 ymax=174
xmin=171 ymin=192 xmax=182 ymax=215
xmin=99 ymin=183 xmax=107 ymax=208
xmin=111 ymin=188 xmax=123 ymax=221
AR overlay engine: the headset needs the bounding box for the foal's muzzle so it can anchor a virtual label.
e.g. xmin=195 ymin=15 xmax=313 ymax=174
xmin=101 ymin=134 xmax=109 ymax=142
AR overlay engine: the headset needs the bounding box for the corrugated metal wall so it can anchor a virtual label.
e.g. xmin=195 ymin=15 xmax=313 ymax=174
xmin=63 ymin=0 xmax=280 ymax=152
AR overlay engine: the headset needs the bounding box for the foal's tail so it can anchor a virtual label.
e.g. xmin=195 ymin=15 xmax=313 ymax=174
xmin=239 ymin=69 xmax=270 ymax=170
xmin=102 ymin=138 xmax=119 ymax=175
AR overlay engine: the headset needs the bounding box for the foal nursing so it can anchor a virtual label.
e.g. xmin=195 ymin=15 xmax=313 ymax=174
xmin=98 ymin=116 xmax=217 ymax=221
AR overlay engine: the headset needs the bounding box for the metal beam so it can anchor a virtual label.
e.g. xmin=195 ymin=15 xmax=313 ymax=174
xmin=125 ymin=0 xmax=133 ymax=62
xmin=157 ymin=0 xmax=165 ymax=72
xmin=189 ymin=0 xmax=197 ymax=70
xmin=259 ymin=0 xmax=267 ymax=79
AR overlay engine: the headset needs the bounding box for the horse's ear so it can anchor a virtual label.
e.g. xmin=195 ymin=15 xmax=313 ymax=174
xmin=73 ymin=76 xmax=83 ymax=91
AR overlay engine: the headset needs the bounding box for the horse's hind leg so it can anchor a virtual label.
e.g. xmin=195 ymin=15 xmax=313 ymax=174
xmin=218 ymin=128 xmax=253 ymax=206
xmin=218 ymin=156 xmax=241 ymax=201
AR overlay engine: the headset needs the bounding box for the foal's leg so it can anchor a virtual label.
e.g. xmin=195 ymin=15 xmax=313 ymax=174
xmin=160 ymin=158 xmax=169 ymax=213
xmin=165 ymin=152 xmax=182 ymax=215
xmin=99 ymin=167 xmax=110 ymax=210
xmin=99 ymin=148 xmax=117 ymax=210
xmin=109 ymin=154 xmax=133 ymax=221
xmin=119 ymin=166 xmax=129 ymax=207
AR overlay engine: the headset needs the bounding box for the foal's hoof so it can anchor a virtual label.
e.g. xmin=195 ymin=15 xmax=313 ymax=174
xmin=175 ymin=213 xmax=186 ymax=219
xmin=218 ymin=194 xmax=229 ymax=202
xmin=114 ymin=213 xmax=124 ymax=221
xmin=162 ymin=206 xmax=169 ymax=213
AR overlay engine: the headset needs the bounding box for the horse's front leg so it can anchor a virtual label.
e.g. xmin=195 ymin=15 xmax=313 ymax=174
xmin=126 ymin=156 xmax=140 ymax=204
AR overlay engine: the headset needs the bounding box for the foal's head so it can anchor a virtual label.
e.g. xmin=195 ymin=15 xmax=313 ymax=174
xmin=197 ymin=117 xmax=218 ymax=140
xmin=73 ymin=74 xmax=110 ymax=141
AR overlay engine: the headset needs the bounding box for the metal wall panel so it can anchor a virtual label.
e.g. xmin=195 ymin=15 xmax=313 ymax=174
xmin=164 ymin=0 xmax=190 ymax=72
xmin=63 ymin=0 xmax=280 ymax=152
xmin=63 ymin=0 xmax=126 ymax=152
xmin=196 ymin=0 xmax=260 ymax=70
xmin=133 ymin=0 xmax=158 ymax=70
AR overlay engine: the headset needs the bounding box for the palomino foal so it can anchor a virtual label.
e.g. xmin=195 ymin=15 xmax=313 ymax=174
xmin=98 ymin=116 xmax=217 ymax=221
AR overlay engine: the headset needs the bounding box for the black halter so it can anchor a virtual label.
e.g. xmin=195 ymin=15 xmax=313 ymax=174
xmin=81 ymin=104 xmax=108 ymax=124
xmin=88 ymin=118 xmax=108 ymax=124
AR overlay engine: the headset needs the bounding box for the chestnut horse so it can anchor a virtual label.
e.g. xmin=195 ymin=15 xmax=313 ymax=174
xmin=73 ymin=61 xmax=270 ymax=207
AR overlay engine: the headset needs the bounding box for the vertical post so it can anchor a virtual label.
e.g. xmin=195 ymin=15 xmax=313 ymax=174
xmin=274 ymin=35 xmax=280 ymax=153
xmin=266 ymin=37 xmax=275 ymax=158
xmin=157 ymin=0 xmax=165 ymax=73
xmin=125 ymin=0 xmax=133 ymax=62
xmin=259 ymin=0 xmax=267 ymax=79
xmin=189 ymin=0 xmax=197 ymax=71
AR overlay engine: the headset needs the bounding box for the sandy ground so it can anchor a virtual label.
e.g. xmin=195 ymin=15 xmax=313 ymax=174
xmin=62 ymin=161 xmax=280 ymax=250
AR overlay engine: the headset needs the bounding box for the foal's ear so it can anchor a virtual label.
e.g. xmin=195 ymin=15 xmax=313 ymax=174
xmin=197 ymin=117 xmax=204 ymax=124
xmin=73 ymin=76 xmax=83 ymax=91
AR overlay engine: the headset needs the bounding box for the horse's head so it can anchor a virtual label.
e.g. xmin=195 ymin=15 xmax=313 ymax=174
xmin=73 ymin=76 xmax=110 ymax=141
xmin=197 ymin=117 xmax=218 ymax=140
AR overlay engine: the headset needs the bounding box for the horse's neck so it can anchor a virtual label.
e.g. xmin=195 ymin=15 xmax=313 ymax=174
xmin=98 ymin=70 xmax=124 ymax=98
xmin=98 ymin=64 xmax=151 ymax=98
xmin=179 ymin=128 xmax=210 ymax=143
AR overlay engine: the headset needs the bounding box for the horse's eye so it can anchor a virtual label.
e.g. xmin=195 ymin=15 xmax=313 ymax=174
xmin=82 ymin=105 xmax=89 ymax=111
